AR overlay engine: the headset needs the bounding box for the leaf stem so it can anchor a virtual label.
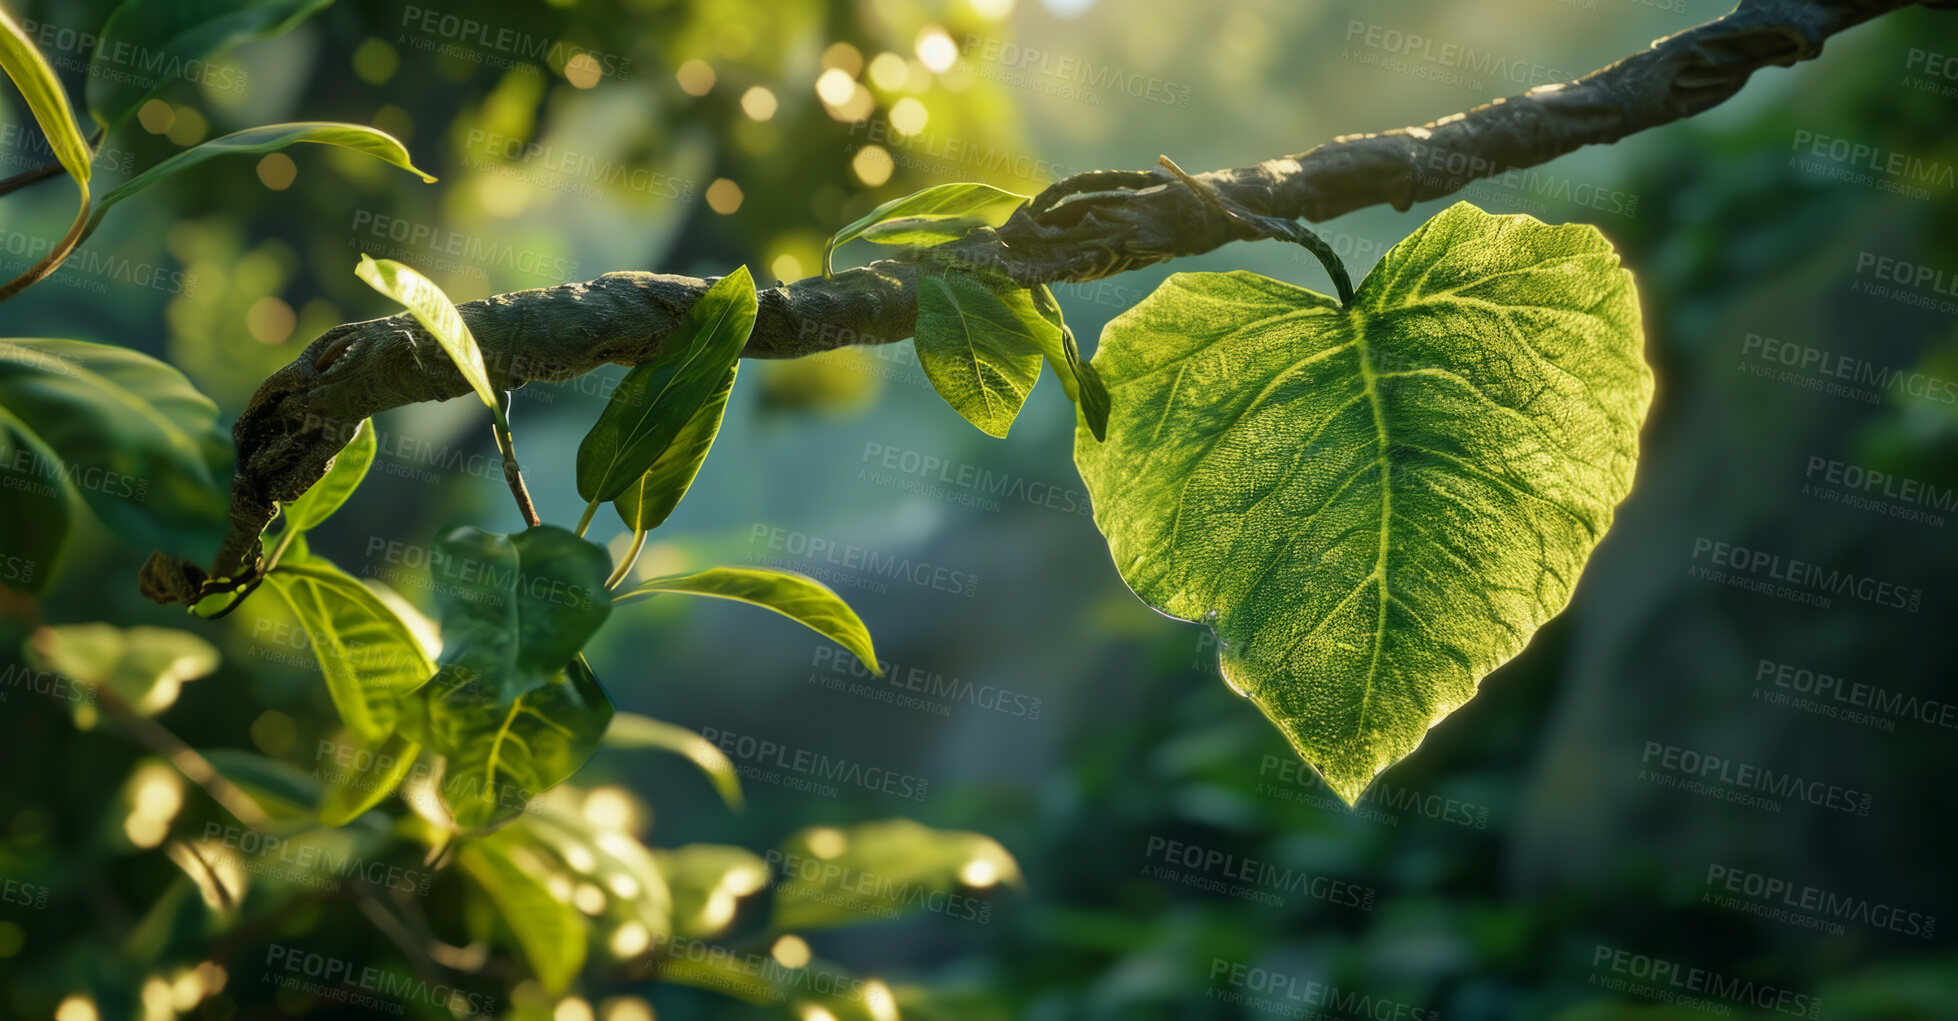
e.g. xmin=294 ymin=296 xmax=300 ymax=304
xmin=1156 ymin=155 xmax=1353 ymax=306
xmin=263 ymin=524 xmax=301 ymax=573
xmin=492 ymin=393 xmax=541 ymax=528
xmin=574 ymin=498 xmax=599 ymax=539
xmin=0 ymin=178 xmax=90 ymax=302
xmin=605 ymin=527 xmax=647 ymax=590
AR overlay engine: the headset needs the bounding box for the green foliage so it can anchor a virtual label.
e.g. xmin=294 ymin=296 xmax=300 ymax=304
xmin=280 ymin=416 xmax=376 ymax=532
xmin=316 ymin=730 xmax=419 ymax=825
xmin=85 ymin=0 xmax=333 ymax=130
xmin=770 ymin=819 xmax=1020 ymax=931
xmin=424 ymin=525 xmax=613 ymax=702
xmin=85 ymin=123 xmax=435 ymax=244
xmin=603 ymin=712 xmax=744 ymax=810
xmin=456 ymin=827 xmax=589 ymax=993
xmin=615 ymin=566 xmax=880 ymax=674
xmin=1031 ymin=284 xmax=1111 ymax=440
xmin=914 ymin=273 xmax=1050 ymax=438
xmin=0 ymin=339 xmax=232 ymax=575
xmin=1076 ymin=202 xmax=1651 ymax=803
xmin=263 ymin=551 xmax=434 ymax=741
xmin=824 ymin=181 xmax=1028 ymax=273
xmin=25 ymin=621 xmax=218 ymax=715
xmin=0 ymin=8 xmax=91 ymax=183
xmin=577 ymin=267 xmax=758 ymax=506
xmin=652 ymin=844 xmax=769 ymax=938
xmin=355 ymin=255 xmax=506 ymax=426
xmin=402 ymin=653 xmax=615 ymax=832
xmin=200 ymin=748 xmax=325 ymax=820
xmin=613 ymin=365 xmax=737 ymax=533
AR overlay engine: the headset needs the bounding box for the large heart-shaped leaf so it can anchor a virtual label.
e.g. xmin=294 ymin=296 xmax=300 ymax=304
xmin=577 ymin=267 xmax=756 ymax=505
xmin=615 ymin=566 xmax=878 ymax=674
xmin=1076 ymin=202 xmax=1651 ymax=804
xmin=264 ymin=552 xmax=435 ymax=741
xmin=86 ymin=0 xmax=333 ymax=130
xmin=0 ymin=340 xmax=231 ymax=569
xmin=428 ymin=526 xmax=612 ymax=702
xmin=914 ymin=274 xmax=1051 ymax=438
xmin=402 ymin=654 xmax=614 ymax=833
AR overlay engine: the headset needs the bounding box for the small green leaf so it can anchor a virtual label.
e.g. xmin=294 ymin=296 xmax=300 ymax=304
xmin=264 ymin=552 xmax=435 ymax=742
xmin=427 ymin=526 xmax=613 ymax=703
xmin=650 ymin=844 xmax=769 ymax=939
xmin=825 ymin=182 xmax=1027 ymax=273
xmin=86 ymin=0 xmax=333 ymax=130
xmin=281 ymin=416 xmax=377 ymax=532
xmin=914 ymin=274 xmax=1049 ymax=438
xmin=0 ymin=8 xmax=92 ymax=184
xmin=201 ymin=748 xmax=323 ymax=820
xmin=354 ymin=255 xmax=503 ymax=426
xmin=1030 ymin=284 xmax=1111 ymax=441
xmin=402 ymin=654 xmax=614 ymax=833
xmin=577 ymin=268 xmax=757 ymax=505
xmin=771 ymin=819 xmax=1021 ymax=932
xmin=1076 ymin=202 xmax=1651 ymax=804
xmin=520 ymin=805 xmax=672 ymax=946
xmin=87 ymin=123 xmax=434 ymax=244
xmin=26 ymin=622 xmax=218 ymax=715
xmin=613 ymin=365 xmax=735 ymax=533
xmin=615 ymin=566 xmax=878 ymax=675
xmin=316 ymin=731 xmax=421 ymax=826
xmin=456 ymin=829 xmax=587 ymax=993
xmin=603 ymin=713 xmax=743 ymax=811
xmin=0 ymin=339 xmax=232 ymax=565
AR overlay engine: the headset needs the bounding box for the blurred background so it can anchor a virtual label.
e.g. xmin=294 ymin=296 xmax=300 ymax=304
xmin=3 ymin=0 xmax=1957 ymax=1017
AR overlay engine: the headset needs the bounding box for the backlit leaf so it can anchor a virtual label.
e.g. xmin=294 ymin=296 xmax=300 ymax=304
xmin=355 ymin=255 xmax=503 ymax=425
xmin=771 ymin=819 xmax=1020 ymax=932
xmin=264 ymin=552 xmax=435 ymax=741
xmin=1075 ymin=202 xmax=1651 ymax=804
xmin=615 ymin=566 xmax=878 ymax=675
xmin=914 ymin=274 xmax=1050 ymax=438
xmin=824 ymin=181 xmax=1028 ymax=273
xmin=603 ymin=713 xmax=743 ymax=811
xmin=456 ymin=828 xmax=587 ymax=993
xmin=281 ymin=416 xmax=377 ymax=532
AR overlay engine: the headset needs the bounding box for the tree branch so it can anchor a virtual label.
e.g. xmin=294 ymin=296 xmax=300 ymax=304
xmin=139 ymin=0 xmax=1951 ymax=603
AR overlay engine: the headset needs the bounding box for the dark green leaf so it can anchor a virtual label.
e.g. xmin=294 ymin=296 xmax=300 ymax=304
xmin=825 ymin=182 xmax=1027 ymax=273
xmin=427 ymin=526 xmax=612 ymax=703
xmin=86 ymin=0 xmax=332 ymax=130
xmin=0 ymin=416 xmax=69 ymax=593
xmin=914 ymin=274 xmax=1051 ymax=438
xmin=0 ymin=339 xmax=232 ymax=563
xmin=771 ymin=819 xmax=1019 ymax=932
xmin=282 ymin=416 xmax=377 ymax=532
xmin=603 ymin=713 xmax=743 ymax=810
xmin=613 ymin=365 xmax=735 ymax=532
xmin=577 ymin=268 xmax=757 ymax=504
xmin=1075 ymin=202 xmax=1651 ymax=803
xmin=615 ymin=566 xmax=878 ymax=674
xmin=402 ymin=655 xmax=614 ymax=832
xmin=264 ymin=552 xmax=435 ymax=741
